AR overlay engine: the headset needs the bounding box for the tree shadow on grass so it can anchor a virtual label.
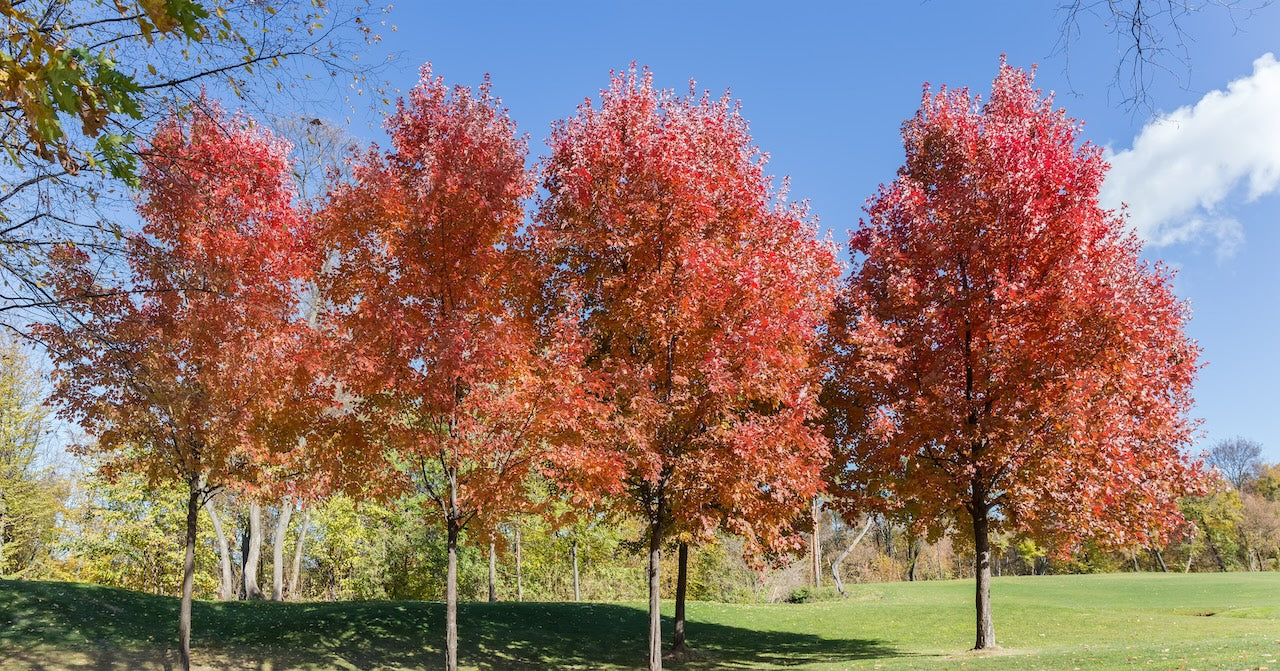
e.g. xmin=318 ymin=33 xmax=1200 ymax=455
xmin=0 ymin=579 xmax=904 ymax=670
xmin=462 ymin=601 xmax=902 ymax=669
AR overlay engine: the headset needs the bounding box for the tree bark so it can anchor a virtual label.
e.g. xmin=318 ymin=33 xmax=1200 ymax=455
xmin=0 ymin=495 xmax=7 ymax=576
xmin=488 ymin=541 xmax=497 ymax=603
xmin=288 ymin=505 xmax=311 ymax=599
xmin=647 ymin=520 xmax=663 ymax=671
xmin=243 ymin=503 xmax=264 ymax=599
xmin=811 ymin=497 xmax=821 ymax=588
xmin=907 ymin=538 xmax=920 ymax=581
xmin=671 ymin=541 xmax=689 ymax=653
xmin=1207 ymin=535 xmax=1228 ymax=572
xmin=571 ymin=537 xmax=581 ymax=602
xmin=515 ymin=522 xmax=523 ymax=602
xmin=238 ymin=524 xmax=248 ymax=599
xmin=271 ymin=501 xmax=293 ymax=600
xmin=445 ymin=521 xmax=459 ymax=671
xmin=831 ymin=517 xmax=873 ymax=596
xmin=205 ymin=496 xmax=235 ymax=600
xmin=972 ymin=506 xmax=996 ymax=650
xmin=180 ymin=484 xmax=201 ymax=671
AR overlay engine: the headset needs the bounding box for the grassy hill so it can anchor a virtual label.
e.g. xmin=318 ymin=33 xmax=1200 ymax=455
xmin=2 ymin=573 xmax=1278 ymax=669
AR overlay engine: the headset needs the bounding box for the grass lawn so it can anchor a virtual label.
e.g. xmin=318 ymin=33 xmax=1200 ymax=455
xmin=1 ymin=573 xmax=1277 ymax=670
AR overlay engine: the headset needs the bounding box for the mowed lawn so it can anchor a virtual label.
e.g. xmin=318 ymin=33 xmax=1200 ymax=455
xmin=1 ymin=573 xmax=1277 ymax=670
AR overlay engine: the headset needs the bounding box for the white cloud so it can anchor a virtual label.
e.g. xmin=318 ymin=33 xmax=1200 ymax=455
xmin=1101 ymin=53 xmax=1280 ymax=258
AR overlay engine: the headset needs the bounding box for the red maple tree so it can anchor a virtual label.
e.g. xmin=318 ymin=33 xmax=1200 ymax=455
xmin=315 ymin=66 xmax=609 ymax=671
xmin=530 ymin=67 xmax=841 ymax=669
xmin=36 ymin=103 xmax=317 ymax=670
xmin=823 ymin=61 xmax=1203 ymax=650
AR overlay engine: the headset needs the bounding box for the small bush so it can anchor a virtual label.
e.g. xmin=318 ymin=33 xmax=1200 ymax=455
xmin=786 ymin=586 xmax=842 ymax=604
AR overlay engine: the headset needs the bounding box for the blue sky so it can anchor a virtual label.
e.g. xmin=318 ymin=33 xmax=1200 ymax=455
xmin=333 ymin=1 xmax=1280 ymax=461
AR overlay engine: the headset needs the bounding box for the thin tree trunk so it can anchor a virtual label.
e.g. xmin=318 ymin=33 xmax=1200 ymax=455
xmin=671 ymin=541 xmax=689 ymax=653
xmin=1150 ymin=546 xmax=1168 ymax=573
xmin=907 ymin=538 xmax=920 ymax=581
xmin=180 ymin=483 xmax=201 ymax=671
xmin=515 ymin=522 xmax=523 ymax=602
xmin=0 ymin=496 xmax=7 ymax=576
xmin=445 ymin=521 xmax=459 ymax=671
xmin=571 ymin=537 xmax=581 ymax=602
xmin=238 ymin=524 xmax=248 ymax=600
xmin=205 ymin=496 xmax=235 ymax=600
xmin=831 ymin=517 xmax=873 ymax=596
xmin=647 ymin=520 xmax=663 ymax=671
xmin=271 ymin=501 xmax=293 ymax=600
xmin=1207 ymin=535 xmax=1228 ymax=572
xmin=811 ymin=497 xmax=821 ymax=588
xmin=243 ymin=503 xmax=264 ymax=599
xmin=288 ymin=505 xmax=310 ymax=600
xmin=488 ymin=541 xmax=497 ymax=602
xmin=972 ymin=506 xmax=996 ymax=650
xmin=1132 ymin=553 xmax=1140 ymax=572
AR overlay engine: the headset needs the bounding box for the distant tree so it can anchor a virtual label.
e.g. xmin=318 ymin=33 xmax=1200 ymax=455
xmin=1250 ymin=463 xmax=1280 ymax=501
xmin=825 ymin=61 xmax=1203 ymax=650
xmin=1180 ymin=479 xmax=1245 ymax=571
xmin=35 ymin=104 xmax=316 ymax=670
xmin=58 ymin=471 xmax=219 ymax=595
xmin=1207 ymin=437 xmax=1264 ymax=491
xmin=0 ymin=338 xmax=63 ymax=577
xmin=315 ymin=66 xmax=604 ymax=671
xmin=1239 ymin=492 xmax=1280 ymax=570
xmin=531 ymin=67 xmax=840 ymax=669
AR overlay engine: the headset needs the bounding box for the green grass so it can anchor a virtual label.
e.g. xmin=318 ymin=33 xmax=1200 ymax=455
xmin=2 ymin=573 xmax=1278 ymax=669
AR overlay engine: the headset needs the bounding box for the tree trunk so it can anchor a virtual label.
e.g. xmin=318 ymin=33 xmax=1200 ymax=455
xmin=647 ymin=520 xmax=663 ymax=671
xmin=811 ymin=497 xmax=821 ymax=588
xmin=488 ymin=541 xmax=497 ymax=603
xmin=243 ymin=503 xmax=264 ymax=599
xmin=238 ymin=523 xmax=248 ymax=600
xmin=180 ymin=484 xmax=200 ymax=671
xmin=445 ymin=521 xmax=459 ymax=671
xmin=671 ymin=541 xmax=689 ymax=653
xmin=971 ymin=506 xmax=996 ymax=650
xmin=271 ymin=501 xmax=293 ymax=600
xmin=1149 ymin=546 xmax=1168 ymax=572
xmin=907 ymin=538 xmax=920 ymax=581
xmin=831 ymin=517 xmax=873 ymax=596
xmin=1132 ymin=553 xmax=1140 ymax=572
xmin=288 ymin=505 xmax=311 ymax=600
xmin=1207 ymin=535 xmax=1228 ymax=572
xmin=0 ymin=495 xmax=7 ymax=576
xmin=515 ymin=522 xmax=523 ymax=602
xmin=205 ymin=497 xmax=235 ymax=600
xmin=571 ymin=537 xmax=581 ymax=602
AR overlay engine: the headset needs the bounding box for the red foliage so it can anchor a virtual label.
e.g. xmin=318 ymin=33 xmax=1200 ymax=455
xmin=38 ymin=102 xmax=317 ymax=494
xmin=824 ymin=62 xmax=1203 ymax=647
xmin=531 ymin=66 xmax=842 ymax=564
xmin=314 ymin=65 xmax=603 ymax=539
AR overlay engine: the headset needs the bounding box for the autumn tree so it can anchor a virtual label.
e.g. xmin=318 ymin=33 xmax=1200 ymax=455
xmin=824 ymin=61 xmax=1202 ymax=650
xmin=35 ymin=104 xmax=315 ymax=670
xmin=315 ymin=66 xmax=606 ymax=671
xmin=0 ymin=336 xmax=60 ymax=577
xmin=531 ymin=67 xmax=840 ymax=669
